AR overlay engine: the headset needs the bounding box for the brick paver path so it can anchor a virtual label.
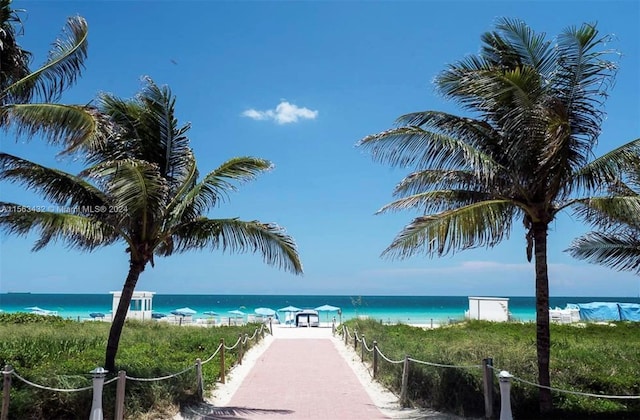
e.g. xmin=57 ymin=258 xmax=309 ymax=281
xmin=220 ymin=338 xmax=388 ymax=419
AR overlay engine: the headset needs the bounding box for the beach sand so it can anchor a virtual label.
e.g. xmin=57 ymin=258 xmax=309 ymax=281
xmin=176 ymin=324 xmax=466 ymax=419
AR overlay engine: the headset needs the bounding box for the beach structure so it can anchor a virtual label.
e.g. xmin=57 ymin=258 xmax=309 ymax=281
xmin=466 ymin=296 xmax=510 ymax=322
xmin=110 ymin=291 xmax=154 ymax=321
xmin=557 ymin=302 xmax=640 ymax=322
xmin=296 ymin=309 xmax=320 ymax=327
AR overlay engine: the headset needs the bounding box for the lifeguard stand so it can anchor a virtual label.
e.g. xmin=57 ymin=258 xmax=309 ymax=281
xmin=110 ymin=291 xmax=155 ymax=321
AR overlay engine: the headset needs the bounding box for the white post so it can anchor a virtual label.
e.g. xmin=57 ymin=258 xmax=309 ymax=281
xmin=89 ymin=367 xmax=107 ymax=420
xmin=498 ymin=370 xmax=513 ymax=420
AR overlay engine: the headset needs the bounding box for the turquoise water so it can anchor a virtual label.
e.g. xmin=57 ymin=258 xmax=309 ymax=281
xmin=2 ymin=294 xmax=637 ymax=324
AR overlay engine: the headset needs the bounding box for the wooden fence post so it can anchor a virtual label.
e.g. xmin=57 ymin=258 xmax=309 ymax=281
xmin=1 ymin=364 xmax=12 ymax=420
xmin=220 ymin=338 xmax=226 ymax=384
xmin=238 ymin=334 xmax=244 ymax=365
xmin=400 ymin=355 xmax=410 ymax=407
xmin=344 ymin=327 xmax=347 ymax=345
xmin=361 ymin=335 xmax=365 ymax=362
xmin=353 ymin=329 xmax=358 ymax=351
xmin=483 ymin=358 xmax=494 ymax=419
xmin=195 ymin=358 xmax=203 ymax=402
xmin=372 ymin=341 xmax=379 ymax=379
xmin=114 ymin=370 xmax=126 ymax=420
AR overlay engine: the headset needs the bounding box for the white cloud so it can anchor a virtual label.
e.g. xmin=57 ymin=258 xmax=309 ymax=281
xmin=242 ymin=100 xmax=318 ymax=124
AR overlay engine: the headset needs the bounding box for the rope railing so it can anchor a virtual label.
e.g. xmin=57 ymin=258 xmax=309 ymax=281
xmin=338 ymin=323 xmax=640 ymax=419
xmin=484 ymin=364 xmax=640 ymax=400
xmin=1 ymin=323 xmax=266 ymax=420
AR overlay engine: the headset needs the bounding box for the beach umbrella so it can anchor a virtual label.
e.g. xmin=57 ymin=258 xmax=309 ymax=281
xmin=89 ymin=312 xmax=105 ymax=318
xmin=203 ymin=311 xmax=218 ymax=316
xmin=254 ymin=307 xmax=276 ymax=316
xmin=315 ymin=304 xmax=341 ymax=323
xmin=25 ymin=306 xmax=44 ymax=312
xmin=171 ymin=307 xmax=197 ymax=316
xmin=151 ymin=313 xmax=167 ymax=319
xmin=228 ymin=309 xmax=245 ymax=316
xmin=278 ymin=305 xmax=301 ymax=312
xmin=315 ymin=304 xmax=340 ymax=312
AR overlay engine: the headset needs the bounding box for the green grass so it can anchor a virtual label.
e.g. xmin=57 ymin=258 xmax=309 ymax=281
xmin=0 ymin=313 xmax=267 ymax=419
xmin=342 ymin=319 xmax=640 ymax=419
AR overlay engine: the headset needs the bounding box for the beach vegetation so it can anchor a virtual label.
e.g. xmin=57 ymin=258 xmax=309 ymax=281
xmin=0 ymin=78 xmax=303 ymax=372
xmin=0 ymin=313 xmax=264 ymax=419
xmin=345 ymin=319 xmax=640 ymax=419
xmin=356 ymin=18 xmax=640 ymax=414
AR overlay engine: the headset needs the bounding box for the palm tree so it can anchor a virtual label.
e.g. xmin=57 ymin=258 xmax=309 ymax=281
xmin=0 ymin=78 xmax=303 ymax=371
xmin=0 ymin=0 xmax=105 ymax=153
xmin=356 ymin=19 xmax=630 ymax=412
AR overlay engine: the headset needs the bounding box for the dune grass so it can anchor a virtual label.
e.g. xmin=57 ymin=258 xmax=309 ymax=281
xmin=0 ymin=313 xmax=265 ymax=419
xmin=343 ymin=319 xmax=640 ymax=419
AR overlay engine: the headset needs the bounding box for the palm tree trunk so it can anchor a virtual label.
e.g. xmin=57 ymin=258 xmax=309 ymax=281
xmin=104 ymin=260 xmax=145 ymax=372
xmin=533 ymin=221 xmax=552 ymax=413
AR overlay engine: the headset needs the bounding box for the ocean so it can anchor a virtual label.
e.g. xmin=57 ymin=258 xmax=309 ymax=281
xmin=2 ymin=293 xmax=638 ymax=324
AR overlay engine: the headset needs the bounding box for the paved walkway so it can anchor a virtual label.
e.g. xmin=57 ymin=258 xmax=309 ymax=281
xmin=179 ymin=327 xmax=389 ymax=419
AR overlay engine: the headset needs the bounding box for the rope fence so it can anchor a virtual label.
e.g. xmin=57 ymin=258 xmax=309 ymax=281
xmin=339 ymin=324 xmax=640 ymax=420
xmin=0 ymin=323 xmax=268 ymax=420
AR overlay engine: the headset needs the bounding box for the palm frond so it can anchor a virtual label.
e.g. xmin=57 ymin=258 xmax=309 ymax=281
xmin=174 ymin=157 xmax=273 ymax=217
xmin=0 ymin=203 xmax=117 ymax=251
xmin=378 ymin=190 xmax=493 ymax=215
xmin=0 ymin=0 xmax=32 ymax=105
xmin=84 ymin=159 xmax=168 ymax=231
xmin=0 ymin=152 xmax=108 ymax=208
xmin=572 ymin=195 xmax=640 ymax=230
xmin=566 ymin=231 xmax=640 ymax=274
xmin=3 ymin=15 xmax=88 ymax=103
xmin=492 ymin=17 xmax=555 ymax=75
xmin=167 ymin=218 xmax=303 ymax=274
xmin=2 ymin=103 xmax=113 ymax=153
xmin=393 ymin=169 xmax=482 ymax=198
xmin=381 ymin=200 xmax=515 ymax=259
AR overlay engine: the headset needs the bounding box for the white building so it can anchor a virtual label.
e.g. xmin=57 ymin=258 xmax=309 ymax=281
xmin=110 ymin=291 xmax=155 ymax=321
xmin=467 ymin=296 xmax=510 ymax=322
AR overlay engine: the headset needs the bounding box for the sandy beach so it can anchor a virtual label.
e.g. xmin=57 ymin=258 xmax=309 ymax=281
xmin=176 ymin=325 xmax=465 ymax=419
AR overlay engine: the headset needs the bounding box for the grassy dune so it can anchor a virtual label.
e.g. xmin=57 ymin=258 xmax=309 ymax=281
xmin=343 ymin=319 xmax=640 ymax=419
xmin=0 ymin=313 xmax=264 ymax=419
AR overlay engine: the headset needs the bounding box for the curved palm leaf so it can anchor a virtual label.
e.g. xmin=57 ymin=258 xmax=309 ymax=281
xmin=0 ymin=205 xmax=117 ymax=251
xmin=2 ymin=15 xmax=88 ymax=103
xmin=0 ymin=152 xmax=108 ymax=208
xmin=382 ymin=200 xmax=515 ymax=259
xmin=166 ymin=218 xmax=302 ymax=274
xmin=0 ymin=0 xmax=32 ymax=104
xmin=378 ymin=190 xmax=493 ymax=215
xmin=566 ymin=231 xmax=640 ymax=274
xmin=2 ymin=103 xmax=112 ymax=153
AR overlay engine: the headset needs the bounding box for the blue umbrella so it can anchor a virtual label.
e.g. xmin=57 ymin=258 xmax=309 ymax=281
xmin=228 ymin=309 xmax=245 ymax=316
xmin=315 ymin=304 xmax=340 ymax=312
xmin=278 ymin=305 xmax=301 ymax=312
xmin=255 ymin=307 xmax=276 ymax=316
xmin=89 ymin=312 xmax=105 ymax=318
xmin=152 ymin=313 xmax=167 ymax=319
xmin=203 ymin=311 xmax=218 ymax=316
xmin=171 ymin=307 xmax=197 ymax=316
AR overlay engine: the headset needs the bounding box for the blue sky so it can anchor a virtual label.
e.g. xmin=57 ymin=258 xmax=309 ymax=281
xmin=1 ymin=0 xmax=639 ymax=296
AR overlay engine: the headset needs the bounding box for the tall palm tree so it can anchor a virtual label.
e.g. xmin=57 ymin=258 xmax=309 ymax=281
xmin=0 ymin=78 xmax=303 ymax=371
xmin=0 ymin=0 xmax=105 ymax=153
xmin=356 ymin=19 xmax=631 ymax=412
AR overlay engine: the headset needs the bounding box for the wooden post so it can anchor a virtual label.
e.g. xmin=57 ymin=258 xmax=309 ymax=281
xmin=195 ymin=358 xmax=203 ymax=402
xmin=483 ymin=358 xmax=494 ymax=419
xmin=372 ymin=341 xmax=379 ymax=379
xmin=360 ymin=335 xmax=365 ymax=362
xmin=343 ymin=327 xmax=347 ymax=345
xmin=1 ymin=364 xmax=12 ymax=420
xmin=238 ymin=334 xmax=244 ymax=365
xmin=114 ymin=370 xmax=126 ymax=420
xmin=220 ymin=338 xmax=226 ymax=384
xmin=353 ymin=329 xmax=358 ymax=351
xmin=400 ymin=355 xmax=410 ymax=407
